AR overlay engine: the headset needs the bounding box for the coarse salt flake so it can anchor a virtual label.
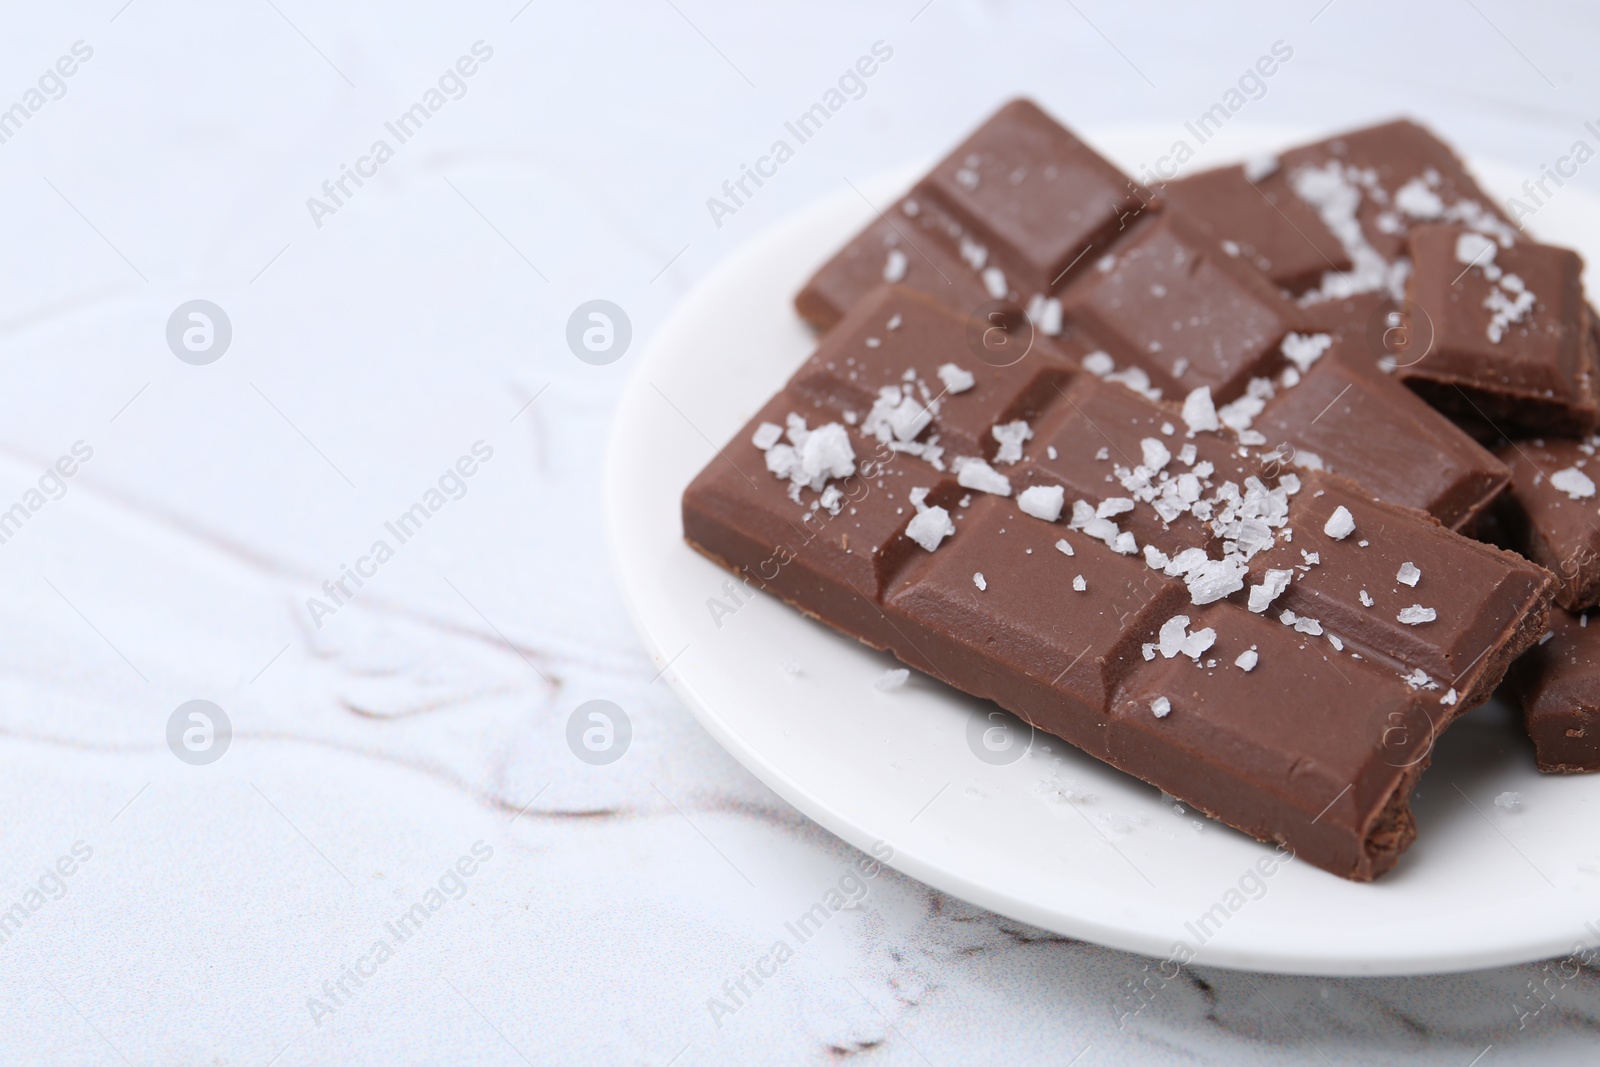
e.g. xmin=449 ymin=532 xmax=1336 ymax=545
xmin=1397 ymin=604 xmax=1437 ymax=625
xmin=1551 ymin=467 xmax=1596 ymax=500
xmin=883 ymin=249 xmax=908 ymax=283
xmin=1072 ymin=574 xmax=1087 ymax=592
xmin=956 ymin=457 xmax=1012 ymax=496
xmin=1235 ymin=648 xmax=1259 ymax=671
xmin=1323 ymin=505 xmax=1356 ymax=540
xmin=1397 ymin=562 xmax=1421 ymax=587
xmin=973 ymin=572 xmax=987 ymax=591
xmin=1018 ymin=484 xmax=1065 ymax=522
xmin=905 ymin=505 xmax=955 ymax=552
xmin=937 ymin=363 xmax=976 ymax=394
xmin=875 ymin=668 xmax=910 ymax=691
xmin=1151 ymin=696 xmax=1171 ymax=719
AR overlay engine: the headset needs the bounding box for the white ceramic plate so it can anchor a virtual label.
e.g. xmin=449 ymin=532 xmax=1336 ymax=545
xmin=605 ymin=125 xmax=1600 ymax=975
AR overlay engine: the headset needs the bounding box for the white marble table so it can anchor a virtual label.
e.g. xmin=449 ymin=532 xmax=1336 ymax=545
xmin=1 ymin=1 xmax=1598 ymax=1062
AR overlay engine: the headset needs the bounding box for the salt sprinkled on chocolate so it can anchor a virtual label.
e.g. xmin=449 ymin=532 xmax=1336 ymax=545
xmin=1359 ymin=589 xmax=1374 ymax=607
xmin=1397 ymin=604 xmax=1437 ymax=625
xmin=1151 ymin=696 xmax=1172 ymax=719
xmin=992 ymin=420 xmax=1033 ymax=465
xmin=752 ymin=421 xmax=783 ymax=451
xmin=1072 ymin=575 xmax=1086 ymax=591
xmin=982 ymin=266 xmax=1008 ymax=300
xmin=1055 ymin=537 xmax=1074 ymax=557
xmin=1323 ymin=504 xmax=1356 ymax=540
xmin=905 ymin=504 xmax=955 ymax=552
xmin=1280 ymin=332 xmax=1333 ymax=373
xmin=1243 ymin=154 xmax=1277 ymax=182
xmin=1550 ymin=466 xmax=1595 ymax=500
xmin=883 ymin=249 xmax=907 ymax=283
xmin=973 ymin=572 xmax=987 ymax=591
xmin=1397 ymin=561 xmax=1421 ymax=587
xmin=1017 ymin=484 xmax=1065 ymax=522
xmin=1235 ymin=647 xmax=1259 ymax=671
xmin=955 ymin=456 xmax=1012 ymax=496
xmin=1082 ymin=351 xmax=1114 ymax=377
xmin=937 ymin=363 xmax=976 ymax=394
xmin=1248 ymin=568 xmax=1293 ymax=613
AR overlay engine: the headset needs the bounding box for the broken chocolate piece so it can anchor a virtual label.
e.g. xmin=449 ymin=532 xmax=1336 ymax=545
xmin=1511 ymin=609 xmax=1600 ymax=773
xmin=1399 ymin=225 xmax=1599 ymax=438
xmin=683 ymin=291 xmax=1555 ymax=879
xmin=1494 ymin=435 xmax=1600 ymax=609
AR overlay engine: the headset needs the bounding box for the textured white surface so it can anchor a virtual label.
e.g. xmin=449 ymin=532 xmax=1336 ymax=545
xmin=2 ymin=0 xmax=1600 ymax=1063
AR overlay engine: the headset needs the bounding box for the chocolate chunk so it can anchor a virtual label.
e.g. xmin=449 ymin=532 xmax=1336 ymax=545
xmin=796 ymin=98 xmax=1154 ymax=331
xmin=1398 ymin=225 xmax=1599 ymax=437
xmin=1167 ymin=119 xmax=1514 ymax=342
xmin=1161 ymin=164 xmax=1351 ymax=294
xmin=1059 ymin=211 xmax=1301 ymax=401
xmin=683 ymin=291 xmax=1554 ymax=879
xmin=918 ymin=98 xmax=1149 ymax=293
xmin=1249 ymin=338 xmax=1510 ymax=530
xmin=1511 ymin=609 xmax=1600 ymax=773
xmin=792 ymin=100 xmax=1508 ymax=529
xmin=1494 ymin=435 xmax=1600 ymax=609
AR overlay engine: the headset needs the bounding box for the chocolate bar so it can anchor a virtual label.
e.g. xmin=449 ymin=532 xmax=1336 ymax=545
xmin=1494 ymin=435 xmax=1600 ymax=608
xmin=1397 ymin=225 xmax=1599 ymax=438
xmin=796 ymin=99 xmax=1511 ymax=531
xmin=1512 ymin=609 xmax=1600 ymax=773
xmin=683 ymin=286 xmax=1555 ymax=879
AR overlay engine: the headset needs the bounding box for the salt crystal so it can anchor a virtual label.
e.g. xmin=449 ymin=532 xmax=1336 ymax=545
xmin=1281 ymin=332 xmax=1333 ymax=373
xmin=1494 ymin=791 xmax=1524 ymax=812
xmin=956 ymin=458 xmax=1012 ymax=496
xmin=883 ymin=249 xmax=908 ymax=283
xmin=1144 ymin=545 xmax=1170 ymax=570
xmin=937 ymin=363 xmax=976 ymax=394
xmin=1359 ymin=589 xmax=1374 ymax=607
xmin=1112 ymin=532 xmax=1138 ymax=555
xmin=1055 ymin=538 xmax=1074 ymax=557
xmin=973 ymin=572 xmax=987 ymax=591
xmin=1235 ymin=648 xmax=1259 ymax=671
xmin=1441 ymin=687 xmax=1457 ymax=705
xmin=875 ymin=668 xmax=910 ymax=691
xmin=1151 ymin=696 xmax=1172 ymax=719
xmin=752 ymin=422 xmax=783 ymax=451
xmin=1248 ymin=568 xmax=1294 ymax=613
xmin=1181 ymin=386 xmax=1221 ymax=434
xmin=1018 ymin=484 xmax=1065 ymax=522
xmin=1293 ymin=616 xmax=1323 ymax=636
xmin=1141 ymin=437 xmax=1171 ymax=471
xmin=1395 ymin=177 xmax=1444 ymax=219
xmin=1323 ymin=505 xmax=1356 ymax=540
xmin=1551 ymin=467 xmax=1596 ymax=500
xmin=1158 ymin=615 xmax=1190 ymax=658
xmin=1083 ymin=351 xmax=1115 ymax=377
xmin=1455 ymin=231 xmax=1497 ymax=270
xmin=1397 ymin=604 xmax=1437 ymax=625
xmin=982 ymin=266 xmax=1008 ymax=299
xmin=1397 ymin=562 xmax=1421 ymax=587
xmin=1072 ymin=575 xmax=1087 ymax=592
xmin=992 ymin=420 xmax=1033 ymax=465
xmin=1243 ymin=155 xmax=1278 ymax=182
xmin=1186 ymin=557 xmax=1248 ymax=605
xmin=1097 ymin=497 xmax=1136 ymax=518
xmin=905 ymin=505 xmax=955 ymax=552
xmin=1181 ymin=627 xmax=1216 ymax=658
